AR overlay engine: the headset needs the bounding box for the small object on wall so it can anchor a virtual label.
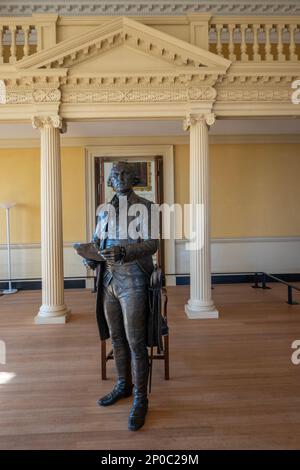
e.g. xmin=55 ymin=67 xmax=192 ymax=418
xmin=0 ymin=202 xmax=18 ymax=294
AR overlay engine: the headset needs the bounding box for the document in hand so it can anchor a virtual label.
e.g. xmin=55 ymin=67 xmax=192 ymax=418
xmin=73 ymin=242 xmax=105 ymax=262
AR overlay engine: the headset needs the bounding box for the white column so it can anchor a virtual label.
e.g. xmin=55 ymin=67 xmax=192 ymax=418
xmin=32 ymin=115 xmax=70 ymax=324
xmin=183 ymin=113 xmax=218 ymax=319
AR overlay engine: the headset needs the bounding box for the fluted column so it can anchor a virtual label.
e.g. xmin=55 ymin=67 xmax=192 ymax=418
xmin=183 ymin=113 xmax=218 ymax=319
xmin=32 ymin=115 xmax=70 ymax=324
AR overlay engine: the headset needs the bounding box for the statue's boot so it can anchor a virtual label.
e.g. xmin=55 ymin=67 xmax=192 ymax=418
xmin=98 ymin=339 xmax=133 ymax=407
xmin=128 ymin=393 xmax=148 ymax=431
xmin=97 ymin=380 xmax=133 ymax=407
xmin=128 ymin=344 xmax=149 ymax=431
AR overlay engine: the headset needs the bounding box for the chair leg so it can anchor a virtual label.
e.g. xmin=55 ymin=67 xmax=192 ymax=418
xmin=101 ymin=340 xmax=107 ymax=380
xmin=164 ymin=334 xmax=170 ymax=380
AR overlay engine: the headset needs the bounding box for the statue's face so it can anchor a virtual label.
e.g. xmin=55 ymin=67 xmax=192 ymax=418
xmin=109 ymin=164 xmax=135 ymax=193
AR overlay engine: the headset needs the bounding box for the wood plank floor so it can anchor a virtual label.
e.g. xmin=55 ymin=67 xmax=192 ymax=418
xmin=0 ymin=284 xmax=300 ymax=450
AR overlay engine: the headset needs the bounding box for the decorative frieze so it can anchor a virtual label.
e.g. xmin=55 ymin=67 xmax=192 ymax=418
xmin=216 ymin=69 xmax=299 ymax=102
xmin=62 ymin=86 xmax=217 ymax=103
xmin=4 ymin=87 xmax=61 ymax=104
xmin=217 ymin=88 xmax=292 ymax=101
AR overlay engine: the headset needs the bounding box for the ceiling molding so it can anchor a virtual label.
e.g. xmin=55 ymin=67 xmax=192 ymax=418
xmin=0 ymin=1 xmax=299 ymax=17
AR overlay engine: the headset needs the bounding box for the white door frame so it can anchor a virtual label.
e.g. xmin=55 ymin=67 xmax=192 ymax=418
xmin=85 ymin=144 xmax=176 ymax=286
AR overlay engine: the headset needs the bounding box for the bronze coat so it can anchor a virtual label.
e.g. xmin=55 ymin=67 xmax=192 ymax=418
xmin=94 ymin=191 xmax=159 ymax=341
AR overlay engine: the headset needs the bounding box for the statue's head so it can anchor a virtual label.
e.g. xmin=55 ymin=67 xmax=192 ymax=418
xmin=107 ymin=161 xmax=139 ymax=193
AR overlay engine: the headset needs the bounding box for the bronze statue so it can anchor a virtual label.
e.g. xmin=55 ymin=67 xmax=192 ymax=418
xmin=78 ymin=162 xmax=159 ymax=431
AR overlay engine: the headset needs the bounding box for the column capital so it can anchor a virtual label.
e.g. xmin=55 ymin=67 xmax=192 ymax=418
xmin=183 ymin=112 xmax=215 ymax=131
xmin=32 ymin=115 xmax=67 ymax=134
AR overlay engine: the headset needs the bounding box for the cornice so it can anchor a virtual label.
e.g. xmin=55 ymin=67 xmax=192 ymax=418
xmin=0 ymin=1 xmax=299 ymax=17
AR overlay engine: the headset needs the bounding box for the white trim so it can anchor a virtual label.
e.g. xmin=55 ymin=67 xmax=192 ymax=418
xmin=0 ymin=242 xmax=83 ymax=250
xmin=0 ymin=243 xmax=86 ymax=281
xmin=175 ymin=237 xmax=300 ymax=275
xmin=175 ymin=236 xmax=300 ymax=244
xmin=2 ymin=237 xmax=299 ymax=281
xmin=1 ymin=236 xmax=298 ymax=250
xmin=85 ymin=144 xmax=176 ymax=286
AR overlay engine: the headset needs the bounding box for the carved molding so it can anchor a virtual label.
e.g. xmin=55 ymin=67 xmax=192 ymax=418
xmin=62 ymin=86 xmax=217 ymax=103
xmin=0 ymin=1 xmax=299 ymax=17
xmin=4 ymin=87 xmax=61 ymax=104
xmin=64 ymin=74 xmax=219 ymax=87
xmin=217 ymin=88 xmax=292 ymax=101
xmin=2 ymin=84 xmax=217 ymax=105
xmin=2 ymin=80 xmax=296 ymax=106
xmin=32 ymin=88 xmax=61 ymax=102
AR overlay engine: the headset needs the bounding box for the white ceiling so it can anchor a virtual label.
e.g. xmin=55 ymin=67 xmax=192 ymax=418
xmin=0 ymin=118 xmax=299 ymax=138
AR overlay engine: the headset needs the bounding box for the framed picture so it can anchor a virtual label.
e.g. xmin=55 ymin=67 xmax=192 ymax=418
xmin=130 ymin=161 xmax=152 ymax=192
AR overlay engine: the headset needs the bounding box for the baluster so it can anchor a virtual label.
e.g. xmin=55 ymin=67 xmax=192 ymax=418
xmin=240 ymin=24 xmax=249 ymax=61
xmin=228 ymin=24 xmax=236 ymax=61
xmin=265 ymin=24 xmax=273 ymax=61
xmin=0 ymin=26 xmax=3 ymax=64
xmin=9 ymin=25 xmax=17 ymax=63
xmin=36 ymin=25 xmax=41 ymax=52
xmin=216 ymin=24 xmax=223 ymax=56
xmin=253 ymin=24 xmax=261 ymax=61
xmin=289 ymin=24 xmax=297 ymax=61
xmin=23 ymin=26 xmax=30 ymax=57
xmin=277 ymin=24 xmax=285 ymax=61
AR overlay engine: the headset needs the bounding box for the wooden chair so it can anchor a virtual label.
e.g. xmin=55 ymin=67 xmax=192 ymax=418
xmin=100 ymin=286 xmax=169 ymax=387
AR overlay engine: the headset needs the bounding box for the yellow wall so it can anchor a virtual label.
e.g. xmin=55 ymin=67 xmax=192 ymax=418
xmin=210 ymin=143 xmax=300 ymax=237
xmin=61 ymin=147 xmax=86 ymax=242
xmin=0 ymin=148 xmax=40 ymax=244
xmin=0 ymin=142 xmax=299 ymax=244
xmin=174 ymin=143 xmax=300 ymax=237
xmin=0 ymin=147 xmax=86 ymax=244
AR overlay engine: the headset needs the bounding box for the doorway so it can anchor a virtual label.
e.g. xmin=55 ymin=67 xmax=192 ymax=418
xmin=85 ymin=144 xmax=175 ymax=285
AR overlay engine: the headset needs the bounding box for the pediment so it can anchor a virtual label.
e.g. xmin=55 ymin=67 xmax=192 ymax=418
xmin=71 ymin=45 xmax=186 ymax=74
xmin=16 ymin=17 xmax=230 ymax=76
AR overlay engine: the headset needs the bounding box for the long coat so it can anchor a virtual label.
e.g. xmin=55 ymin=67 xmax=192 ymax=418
xmin=94 ymin=191 xmax=159 ymax=341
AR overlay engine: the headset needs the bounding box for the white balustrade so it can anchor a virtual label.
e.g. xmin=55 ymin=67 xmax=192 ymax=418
xmin=0 ymin=22 xmax=37 ymax=63
xmin=209 ymin=19 xmax=300 ymax=62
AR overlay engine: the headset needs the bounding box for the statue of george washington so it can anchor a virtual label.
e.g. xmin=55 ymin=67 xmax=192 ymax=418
xmin=82 ymin=161 xmax=159 ymax=431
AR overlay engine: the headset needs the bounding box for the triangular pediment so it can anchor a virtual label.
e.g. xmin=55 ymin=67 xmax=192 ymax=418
xmin=71 ymin=45 xmax=187 ymax=73
xmin=16 ymin=17 xmax=230 ymax=76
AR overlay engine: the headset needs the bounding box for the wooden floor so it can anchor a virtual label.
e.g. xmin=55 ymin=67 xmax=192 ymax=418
xmin=0 ymin=283 xmax=300 ymax=450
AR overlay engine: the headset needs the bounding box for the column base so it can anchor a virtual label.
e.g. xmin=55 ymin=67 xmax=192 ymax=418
xmin=34 ymin=306 xmax=71 ymax=324
xmin=185 ymin=300 xmax=219 ymax=319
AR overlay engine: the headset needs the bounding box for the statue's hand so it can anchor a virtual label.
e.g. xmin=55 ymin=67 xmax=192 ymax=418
xmin=83 ymin=259 xmax=98 ymax=270
xmin=100 ymin=246 xmax=125 ymax=263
